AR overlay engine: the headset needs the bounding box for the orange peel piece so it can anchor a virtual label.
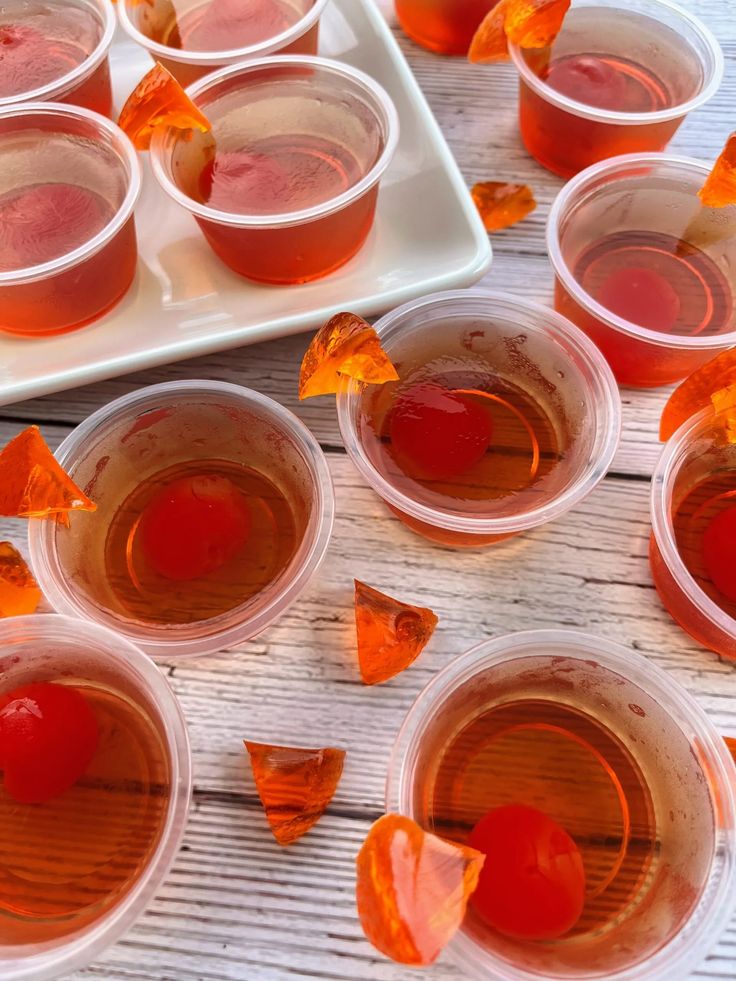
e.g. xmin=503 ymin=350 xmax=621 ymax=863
xmin=699 ymin=133 xmax=736 ymax=208
xmin=472 ymin=181 xmax=537 ymax=231
xmin=469 ymin=0 xmax=570 ymax=64
xmin=299 ymin=312 xmax=399 ymax=399
xmin=118 ymin=63 xmax=211 ymax=151
xmin=244 ymin=740 xmax=345 ymax=846
xmin=0 ymin=542 xmax=42 ymax=617
xmin=354 ymin=580 xmax=438 ymax=685
xmin=660 ymin=350 xmax=736 ymax=441
xmin=356 ymin=814 xmax=485 ymax=966
xmin=0 ymin=427 xmax=95 ymax=525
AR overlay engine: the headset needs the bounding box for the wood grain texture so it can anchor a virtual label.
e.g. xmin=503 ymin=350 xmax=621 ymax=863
xmin=0 ymin=0 xmax=734 ymax=978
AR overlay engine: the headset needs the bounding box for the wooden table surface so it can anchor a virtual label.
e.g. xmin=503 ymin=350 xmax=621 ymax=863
xmin=2 ymin=1 xmax=736 ymax=978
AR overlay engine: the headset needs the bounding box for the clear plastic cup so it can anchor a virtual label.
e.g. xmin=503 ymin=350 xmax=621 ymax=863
xmin=650 ymin=405 xmax=736 ymax=659
xmin=149 ymin=56 xmax=399 ymax=285
xmin=336 ymin=290 xmax=621 ymax=547
xmin=386 ymin=628 xmax=736 ymax=980
xmin=28 ymin=381 xmax=335 ymax=659
xmin=547 ymin=153 xmax=736 ymax=388
xmin=0 ymin=0 xmax=116 ymax=117
xmin=509 ymin=0 xmax=723 ymax=177
xmin=118 ymin=0 xmax=330 ymax=87
xmin=0 ymin=614 xmax=191 ymax=981
xmin=0 ymin=103 xmax=141 ymax=337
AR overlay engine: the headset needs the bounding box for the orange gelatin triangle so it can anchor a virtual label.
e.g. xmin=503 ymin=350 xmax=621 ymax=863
xmin=472 ymin=181 xmax=537 ymax=231
xmin=469 ymin=0 xmax=569 ymax=63
xmin=299 ymin=312 xmax=399 ymax=399
xmin=118 ymin=63 xmax=211 ymax=151
xmin=699 ymin=133 xmax=736 ymax=208
xmin=712 ymin=383 xmax=736 ymax=444
xmin=0 ymin=427 xmax=95 ymax=525
xmin=660 ymin=350 xmax=736 ymax=441
xmin=354 ymin=580 xmax=438 ymax=685
xmin=244 ymin=740 xmax=346 ymax=846
xmin=468 ymin=0 xmax=510 ymax=63
xmin=505 ymin=0 xmax=571 ymax=48
xmin=0 ymin=542 xmax=42 ymax=617
xmin=356 ymin=814 xmax=485 ymax=966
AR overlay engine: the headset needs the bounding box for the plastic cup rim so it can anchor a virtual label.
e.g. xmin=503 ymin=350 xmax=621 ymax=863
xmin=508 ymin=0 xmax=724 ymax=125
xmin=0 ymin=613 xmax=192 ymax=981
xmin=27 ymin=380 xmax=335 ymax=659
xmin=148 ymin=54 xmax=400 ymax=229
xmin=385 ymin=627 xmax=736 ymax=981
xmin=0 ymin=0 xmax=116 ymax=109
xmin=336 ymin=288 xmax=622 ymax=536
xmin=117 ymin=0 xmax=330 ymax=65
xmin=0 ymin=102 xmax=142 ymax=286
xmin=650 ymin=406 xmax=736 ymax=640
xmin=546 ymin=151 xmax=736 ymax=350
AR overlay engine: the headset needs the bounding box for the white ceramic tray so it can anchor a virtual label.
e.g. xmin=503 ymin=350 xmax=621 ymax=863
xmin=0 ymin=0 xmax=492 ymax=406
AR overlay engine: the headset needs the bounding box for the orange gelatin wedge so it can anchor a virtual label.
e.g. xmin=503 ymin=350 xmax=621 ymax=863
xmin=354 ymin=580 xmax=438 ymax=685
xmin=469 ymin=0 xmax=570 ymax=64
xmin=356 ymin=814 xmax=485 ymax=966
xmin=0 ymin=542 xmax=42 ymax=617
xmin=244 ymin=740 xmax=346 ymax=846
xmin=472 ymin=181 xmax=537 ymax=231
xmin=712 ymin=383 xmax=736 ymax=444
xmin=118 ymin=63 xmax=211 ymax=151
xmin=699 ymin=133 xmax=736 ymax=208
xmin=299 ymin=313 xmax=399 ymax=399
xmin=468 ymin=0 xmax=510 ymax=63
xmin=660 ymin=350 xmax=736 ymax=441
xmin=0 ymin=427 xmax=95 ymax=525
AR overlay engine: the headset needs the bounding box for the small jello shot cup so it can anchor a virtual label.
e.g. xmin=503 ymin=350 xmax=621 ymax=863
xmin=118 ymin=0 xmax=329 ymax=87
xmin=150 ymin=56 xmax=398 ymax=285
xmin=509 ymin=0 xmax=723 ymax=177
xmin=547 ymin=153 xmax=736 ymax=388
xmin=386 ymin=629 xmax=736 ymax=980
xmin=651 ymin=404 xmax=736 ymax=660
xmin=0 ymin=0 xmax=116 ymax=117
xmin=0 ymin=614 xmax=191 ymax=981
xmin=29 ymin=381 xmax=335 ymax=658
xmin=336 ymin=290 xmax=621 ymax=548
xmin=0 ymin=104 xmax=141 ymax=337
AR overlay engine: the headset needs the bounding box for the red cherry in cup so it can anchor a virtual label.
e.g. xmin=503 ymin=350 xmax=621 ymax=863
xmin=468 ymin=803 xmax=586 ymax=940
xmin=0 ymin=682 xmax=99 ymax=804
xmin=390 ymin=383 xmax=493 ymax=480
xmin=703 ymin=506 xmax=736 ymax=603
xmin=140 ymin=474 xmax=251 ymax=581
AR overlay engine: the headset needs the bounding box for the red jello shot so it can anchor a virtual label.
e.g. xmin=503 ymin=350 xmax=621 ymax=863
xmin=650 ymin=403 xmax=736 ymax=660
xmin=509 ymin=0 xmax=723 ymax=178
xmin=0 ymin=614 xmax=191 ymax=981
xmin=150 ymin=56 xmax=398 ymax=285
xmin=547 ymin=153 xmax=736 ymax=388
xmin=337 ymin=290 xmax=620 ymax=548
xmin=0 ymin=0 xmax=116 ymax=117
xmin=0 ymin=104 xmax=141 ymax=337
xmin=118 ymin=0 xmax=329 ymax=87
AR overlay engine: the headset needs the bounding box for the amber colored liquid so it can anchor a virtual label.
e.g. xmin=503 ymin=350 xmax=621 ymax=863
xmin=0 ymin=681 xmax=169 ymax=942
xmin=518 ymin=9 xmax=701 ymax=176
xmin=104 ymin=458 xmax=299 ymax=625
xmin=193 ymin=133 xmax=378 ymax=283
xmin=574 ymin=231 xmax=734 ymax=338
xmin=671 ymin=471 xmax=736 ymax=619
xmin=159 ymin=0 xmax=302 ymax=51
xmin=431 ymin=699 xmax=657 ymax=938
xmin=395 ymin=0 xmax=499 ymax=55
xmin=359 ymin=363 xmax=563 ymax=508
xmin=0 ymin=0 xmax=111 ymax=114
